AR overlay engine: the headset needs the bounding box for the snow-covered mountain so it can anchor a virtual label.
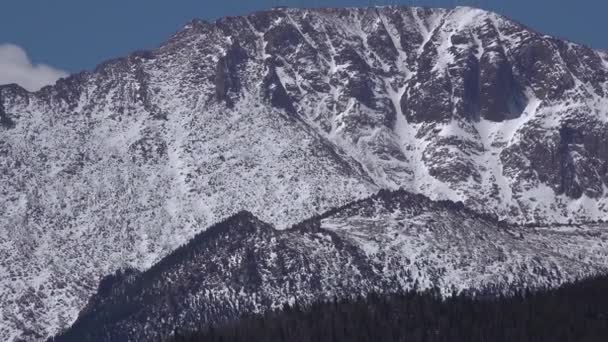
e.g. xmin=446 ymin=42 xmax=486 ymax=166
xmin=1 ymin=5 xmax=607 ymax=341
xmin=53 ymin=190 xmax=608 ymax=342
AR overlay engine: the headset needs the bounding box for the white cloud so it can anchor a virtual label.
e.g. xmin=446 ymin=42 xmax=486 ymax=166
xmin=0 ymin=43 xmax=68 ymax=92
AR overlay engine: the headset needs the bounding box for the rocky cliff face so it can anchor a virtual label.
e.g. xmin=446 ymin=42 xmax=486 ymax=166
xmin=53 ymin=191 xmax=608 ymax=342
xmin=1 ymin=5 xmax=607 ymax=341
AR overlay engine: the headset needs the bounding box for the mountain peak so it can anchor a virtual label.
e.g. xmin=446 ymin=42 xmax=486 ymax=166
xmin=222 ymin=210 xmax=265 ymax=227
xmin=2 ymin=5 xmax=608 ymax=341
xmin=198 ymin=210 xmax=273 ymax=241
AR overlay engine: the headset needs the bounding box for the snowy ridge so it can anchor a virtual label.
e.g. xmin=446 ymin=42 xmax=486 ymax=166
xmin=53 ymin=190 xmax=608 ymax=342
xmin=1 ymin=5 xmax=608 ymax=341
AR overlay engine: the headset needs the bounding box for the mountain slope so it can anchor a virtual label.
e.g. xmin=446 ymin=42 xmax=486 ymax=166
xmin=53 ymin=190 xmax=608 ymax=342
xmin=1 ymin=5 xmax=608 ymax=341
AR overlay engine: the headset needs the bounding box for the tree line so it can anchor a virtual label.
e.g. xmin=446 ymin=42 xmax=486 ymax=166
xmin=170 ymin=275 xmax=608 ymax=342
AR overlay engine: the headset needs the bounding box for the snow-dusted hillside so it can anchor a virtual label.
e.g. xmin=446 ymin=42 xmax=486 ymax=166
xmin=1 ymin=5 xmax=608 ymax=341
xmin=53 ymin=190 xmax=608 ymax=342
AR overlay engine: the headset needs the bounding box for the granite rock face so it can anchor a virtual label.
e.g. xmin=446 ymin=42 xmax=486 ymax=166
xmin=1 ymin=5 xmax=608 ymax=341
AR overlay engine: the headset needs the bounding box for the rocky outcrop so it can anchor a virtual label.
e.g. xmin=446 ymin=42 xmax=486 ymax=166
xmin=215 ymin=42 xmax=248 ymax=107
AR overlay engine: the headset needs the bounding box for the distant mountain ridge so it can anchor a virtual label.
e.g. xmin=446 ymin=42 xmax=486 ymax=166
xmin=1 ymin=5 xmax=608 ymax=341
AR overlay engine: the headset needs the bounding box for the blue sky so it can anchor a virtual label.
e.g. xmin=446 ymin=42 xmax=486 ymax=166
xmin=0 ymin=0 xmax=605 ymax=89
